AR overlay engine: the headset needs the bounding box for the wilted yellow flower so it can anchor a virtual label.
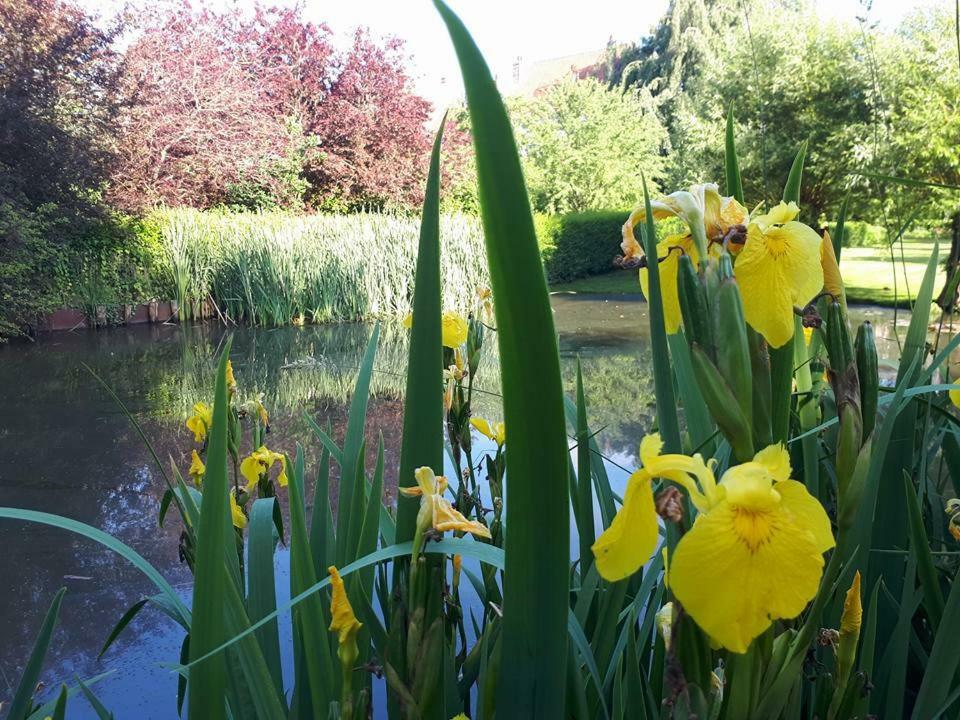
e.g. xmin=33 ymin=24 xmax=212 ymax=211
xmin=442 ymin=311 xmax=469 ymax=348
xmin=821 ymin=231 xmax=844 ymax=303
xmin=225 ymin=360 xmax=237 ymax=394
xmin=840 ymin=571 xmax=862 ymax=635
xmin=734 ymin=202 xmax=824 ymax=349
xmin=593 ymin=434 xmax=834 ymax=654
xmin=186 ymin=402 xmax=213 ymax=443
xmin=240 ymin=446 xmax=287 ymax=491
xmin=655 ymin=601 xmax=674 ymax=651
xmin=470 ymin=417 xmax=505 ymax=446
xmin=401 ymin=467 xmax=491 ymax=539
xmin=625 ymin=184 xmax=745 ymax=333
xmin=946 ymin=499 xmax=960 ymax=540
xmin=622 ymin=183 xmax=747 ymax=265
xmin=256 ymin=398 xmax=269 ymax=427
xmin=188 ymin=450 xmax=205 ymax=486
xmin=452 ymin=554 xmax=463 ymax=589
xmin=230 ymin=492 xmax=247 ymax=529
xmin=476 ymin=285 xmax=493 ymax=320
xmin=328 ymin=566 xmax=363 ymax=647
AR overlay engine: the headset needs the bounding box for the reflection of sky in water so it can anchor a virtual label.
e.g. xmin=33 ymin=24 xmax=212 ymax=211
xmin=0 ymin=298 xmax=908 ymax=717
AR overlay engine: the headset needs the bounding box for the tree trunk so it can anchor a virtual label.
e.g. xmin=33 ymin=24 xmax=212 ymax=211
xmin=935 ymin=209 xmax=960 ymax=312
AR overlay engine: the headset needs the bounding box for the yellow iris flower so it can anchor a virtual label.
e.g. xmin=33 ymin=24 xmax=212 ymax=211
xmin=623 ymin=184 xmax=746 ymax=333
xmin=401 ymin=467 xmax=491 ymax=539
xmin=733 ymin=202 xmax=824 ymax=349
xmin=470 ymin=417 xmax=505 ymax=446
xmin=403 ymin=311 xmax=470 ymax=349
xmin=186 ymin=402 xmax=213 ymax=443
xmin=188 ymin=450 xmax=205 ymax=486
xmin=230 ymin=492 xmax=247 ymax=529
xmin=593 ymin=433 xmax=834 ymax=653
xmin=949 ymin=384 xmax=960 ymax=410
xmin=240 ymin=446 xmax=288 ymax=491
xmin=441 ymin=311 xmax=469 ymax=348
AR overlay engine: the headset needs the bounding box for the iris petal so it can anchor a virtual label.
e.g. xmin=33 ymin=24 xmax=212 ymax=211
xmin=592 ymin=470 xmax=659 ymax=581
xmin=670 ymin=502 xmax=825 ymax=653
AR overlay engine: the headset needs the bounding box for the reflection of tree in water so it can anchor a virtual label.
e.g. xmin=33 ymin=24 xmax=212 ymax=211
xmin=560 ymin=351 xmax=655 ymax=458
xmin=1 ymin=315 xmax=654 ymax=705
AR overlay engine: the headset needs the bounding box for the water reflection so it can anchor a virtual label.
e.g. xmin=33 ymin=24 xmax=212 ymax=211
xmin=0 ymin=296 xmax=906 ymax=717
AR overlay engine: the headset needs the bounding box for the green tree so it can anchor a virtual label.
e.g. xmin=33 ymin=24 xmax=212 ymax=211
xmin=446 ymin=78 xmax=668 ymax=215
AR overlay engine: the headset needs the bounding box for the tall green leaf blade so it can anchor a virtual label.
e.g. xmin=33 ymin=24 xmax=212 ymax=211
xmin=396 ymin=116 xmax=446 ymax=543
xmin=725 ymin=107 xmax=744 ymax=204
xmin=248 ymin=497 xmax=284 ymax=701
xmin=0 ymin=509 xmax=190 ymax=626
xmin=77 ymin=675 xmax=114 ymax=720
xmin=640 ymin=173 xmax=682 ymax=453
xmin=337 ymin=324 xmax=380 ymax=566
xmin=434 ymin=3 xmax=570 ymax=717
xmin=904 ymin=472 xmax=945 ymax=628
xmin=782 ymin=140 xmax=807 ymax=206
xmin=288 ymin=445 xmax=335 ymax=717
xmin=309 ymin=442 xmax=334 ymax=578
xmin=7 ymin=587 xmax=67 ymax=720
xmin=575 ymin=359 xmax=594 ymax=573
xmin=870 ymin=243 xmax=939 ymax=616
xmin=832 ymin=192 xmax=850 ymax=262
xmin=187 ymin=340 xmax=233 ymax=720
xmin=912 ymin=559 xmax=960 ymax=717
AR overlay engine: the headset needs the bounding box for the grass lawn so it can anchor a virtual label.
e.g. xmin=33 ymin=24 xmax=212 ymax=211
xmin=550 ymin=238 xmax=946 ymax=307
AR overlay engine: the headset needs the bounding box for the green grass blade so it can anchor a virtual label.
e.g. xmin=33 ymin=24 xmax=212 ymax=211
xmin=7 ymin=587 xmax=67 ymax=720
xmin=904 ymin=472 xmax=945 ymax=628
xmin=396 ymin=116 xmax=446 ymax=543
xmin=0 ymin=509 xmax=190 ymax=625
xmin=639 ymin=173 xmax=682 ymax=453
xmin=77 ymin=675 xmax=115 ymax=720
xmin=50 ymin=684 xmax=68 ymax=720
xmin=434 ymin=2 xmax=570 ymax=716
xmin=288 ymin=445 xmax=335 ymax=717
xmin=309 ymin=442 xmax=335 ymax=577
xmin=247 ymin=497 xmax=284 ymax=701
xmin=856 ymin=173 xmax=960 ymax=192
xmin=567 ymin=611 xmax=611 ymax=720
xmin=575 ymin=359 xmax=595 ymax=573
xmin=187 ymin=339 xmax=233 ymax=720
xmin=563 ymin=397 xmax=616 ymax=527
xmin=782 ymin=140 xmax=807 ymax=205
xmin=23 ymin=672 xmax=115 ymax=720
xmin=725 ymin=107 xmax=745 ymax=205
xmin=97 ymin=599 xmax=148 ymax=659
xmin=337 ymin=324 xmax=380 ymax=565
xmin=667 ymin=332 xmax=715 ymax=454
xmin=912 ymin=564 xmax=960 ymax=717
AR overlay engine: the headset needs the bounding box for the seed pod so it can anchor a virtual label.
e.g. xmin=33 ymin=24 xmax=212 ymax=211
xmin=717 ymin=275 xmax=753 ymax=429
xmin=690 ymin=344 xmax=755 ymax=462
xmin=677 ymin=253 xmax=713 ymax=357
xmin=825 ymin=301 xmax=853 ymax=372
xmin=855 ymin=322 xmax=879 ymax=439
xmin=835 ymin=403 xmax=862 ymax=499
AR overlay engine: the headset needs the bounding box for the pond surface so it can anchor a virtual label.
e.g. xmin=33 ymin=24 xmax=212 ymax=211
xmin=0 ymin=295 xmax=909 ymax=717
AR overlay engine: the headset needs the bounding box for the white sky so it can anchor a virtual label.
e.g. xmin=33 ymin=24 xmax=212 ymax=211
xmin=83 ymin=0 xmax=938 ymax=108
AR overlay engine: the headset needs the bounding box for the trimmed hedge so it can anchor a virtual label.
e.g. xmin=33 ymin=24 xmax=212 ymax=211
xmin=537 ymin=210 xmax=628 ymax=283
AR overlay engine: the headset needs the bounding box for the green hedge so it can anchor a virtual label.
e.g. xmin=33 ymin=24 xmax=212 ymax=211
xmin=537 ymin=210 xmax=628 ymax=283
xmin=837 ymin=221 xmax=887 ymax=248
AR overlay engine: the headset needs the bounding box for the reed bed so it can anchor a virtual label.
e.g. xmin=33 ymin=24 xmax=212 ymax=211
xmin=156 ymin=208 xmax=489 ymax=325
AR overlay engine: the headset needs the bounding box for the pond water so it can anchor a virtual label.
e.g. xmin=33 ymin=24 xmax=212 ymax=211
xmin=0 ymin=295 xmax=910 ymax=717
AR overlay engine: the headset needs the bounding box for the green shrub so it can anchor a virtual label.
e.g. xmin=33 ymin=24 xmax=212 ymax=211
xmin=538 ymin=210 xmax=628 ymax=283
xmin=838 ymin=221 xmax=887 ymax=247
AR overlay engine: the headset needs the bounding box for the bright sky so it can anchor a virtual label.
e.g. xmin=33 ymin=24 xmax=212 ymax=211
xmin=83 ymin=0 xmax=939 ymax=108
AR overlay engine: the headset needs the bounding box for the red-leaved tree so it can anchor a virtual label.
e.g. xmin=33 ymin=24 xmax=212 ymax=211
xmin=111 ymin=3 xmax=433 ymax=211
